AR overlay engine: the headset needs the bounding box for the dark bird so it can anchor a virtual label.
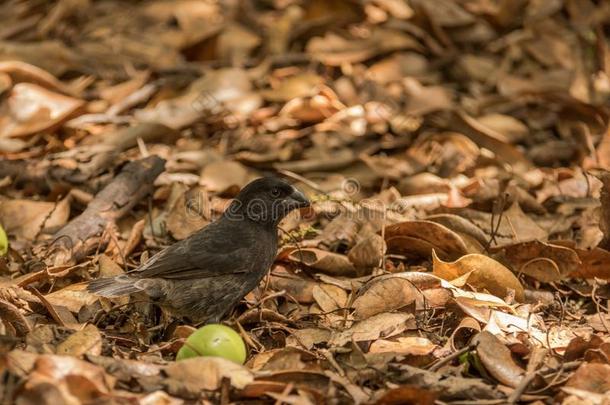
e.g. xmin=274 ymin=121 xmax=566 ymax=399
xmin=88 ymin=177 xmax=310 ymax=323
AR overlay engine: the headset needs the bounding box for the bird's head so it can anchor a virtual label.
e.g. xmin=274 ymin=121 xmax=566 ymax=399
xmin=224 ymin=177 xmax=310 ymax=226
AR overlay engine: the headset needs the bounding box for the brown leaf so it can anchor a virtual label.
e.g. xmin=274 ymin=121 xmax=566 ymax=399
xmin=565 ymin=363 xmax=610 ymax=394
xmin=0 ymin=197 xmax=70 ymax=240
xmin=403 ymin=79 xmax=454 ymax=116
xmin=135 ymin=68 xmax=261 ymax=129
xmin=45 ymin=283 xmax=99 ymax=314
xmin=458 ymin=202 xmax=548 ymax=248
xmin=165 ymin=185 xmax=211 ymax=240
xmin=307 ymin=28 xmax=422 ymax=66
xmin=448 ymin=317 xmax=481 ymax=351
xmin=554 ymin=241 xmax=610 ymax=279
xmin=496 ymin=240 xmax=581 ymax=282
xmin=56 ymin=324 xmax=102 ymax=357
xmin=425 ymin=213 xmax=489 ymax=250
xmin=261 ymin=73 xmax=323 ymax=102
xmin=286 ymin=328 xmax=332 ymax=350
xmin=199 ymin=160 xmax=257 ymax=194
xmin=0 ymin=61 xmax=76 ymax=95
xmin=0 ymin=83 xmax=84 ymax=137
xmin=22 ymin=354 xmax=114 ymax=402
xmin=329 ymin=312 xmax=414 ymax=346
xmin=474 ymin=331 xmax=524 ymax=388
xmin=475 ymin=113 xmax=529 ymax=144
xmin=288 ymin=248 xmax=357 ymax=276
xmin=348 ymin=233 xmax=386 ymax=269
xmin=269 ymin=269 xmax=317 ymax=304
xmin=352 ymin=276 xmax=421 ymax=320
xmin=312 ymin=283 xmax=348 ymax=321
xmin=164 ymin=357 xmax=253 ymax=393
xmin=385 ymin=220 xmax=469 ymax=260
xmin=369 ymin=336 xmax=438 ymax=356
xmin=432 ymin=251 xmax=525 ymax=302
xmin=374 ymin=385 xmax=437 ymax=405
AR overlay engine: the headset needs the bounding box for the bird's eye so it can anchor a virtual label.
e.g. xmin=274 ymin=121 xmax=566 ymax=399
xmin=270 ymin=187 xmax=281 ymax=198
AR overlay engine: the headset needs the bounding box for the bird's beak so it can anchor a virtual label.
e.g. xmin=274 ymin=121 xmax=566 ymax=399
xmin=288 ymin=187 xmax=310 ymax=208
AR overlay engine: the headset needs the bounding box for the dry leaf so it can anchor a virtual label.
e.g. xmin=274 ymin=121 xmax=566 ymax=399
xmin=307 ymin=28 xmax=422 ymax=66
xmin=474 ymin=331 xmax=524 ymax=388
xmin=288 ymin=248 xmax=357 ymax=276
xmin=0 ymin=197 xmax=70 ymax=240
xmin=164 ymin=357 xmax=253 ymax=393
xmin=1 ymin=83 xmax=84 ymax=137
xmin=496 ymin=241 xmax=581 ymax=282
xmin=385 ymin=220 xmax=469 ymax=260
xmin=56 ymin=324 xmax=102 ymax=357
xmin=329 ymin=312 xmax=414 ymax=346
xmin=348 ymin=233 xmax=386 ymax=269
xmin=369 ymin=336 xmax=438 ymax=356
xmin=432 ymin=250 xmax=524 ymax=302
xmin=352 ymin=276 xmax=421 ymax=320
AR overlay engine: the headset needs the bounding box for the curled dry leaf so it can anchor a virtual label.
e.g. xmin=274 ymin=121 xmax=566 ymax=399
xmin=449 ymin=317 xmax=481 ymax=351
xmin=474 ymin=331 xmax=524 ymax=388
xmin=496 ymin=240 xmax=581 ymax=282
xmin=0 ymin=61 xmax=75 ymax=95
xmin=0 ymin=83 xmax=84 ymax=137
xmin=384 ymin=220 xmax=469 ymax=260
xmin=288 ymin=248 xmax=357 ymax=277
xmin=432 ymin=250 xmax=524 ymax=302
xmin=455 ymin=112 xmax=533 ymax=171
xmin=328 ymin=312 xmax=414 ymax=346
xmin=425 ymin=214 xmax=489 ymax=249
xmin=0 ymin=197 xmax=70 ymax=240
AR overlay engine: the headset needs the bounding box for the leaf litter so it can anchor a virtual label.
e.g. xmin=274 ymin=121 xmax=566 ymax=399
xmin=1 ymin=0 xmax=610 ymax=404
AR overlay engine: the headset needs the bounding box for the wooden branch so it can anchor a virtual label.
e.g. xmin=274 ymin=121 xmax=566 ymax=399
xmin=0 ymin=123 xmax=175 ymax=189
xmin=49 ymin=156 xmax=165 ymax=266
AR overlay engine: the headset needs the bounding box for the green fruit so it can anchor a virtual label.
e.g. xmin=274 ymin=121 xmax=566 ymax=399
xmin=176 ymin=324 xmax=247 ymax=364
xmin=0 ymin=224 xmax=7 ymax=256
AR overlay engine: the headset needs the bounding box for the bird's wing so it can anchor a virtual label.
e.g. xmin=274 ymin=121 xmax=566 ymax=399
xmin=130 ymin=221 xmax=258 ymax=280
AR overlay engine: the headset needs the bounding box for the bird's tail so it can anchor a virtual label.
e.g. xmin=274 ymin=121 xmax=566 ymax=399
xmin=87 ymin=275 xmax=140 ymax=297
